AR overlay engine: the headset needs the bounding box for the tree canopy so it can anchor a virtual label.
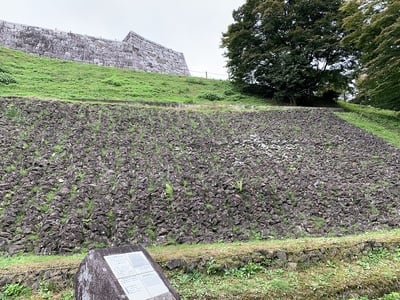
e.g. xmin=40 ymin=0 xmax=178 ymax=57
xmin=222 ymin=0 xmax=351 ymax=105
xmin=341 ymin=0 xmax=400 ymax=110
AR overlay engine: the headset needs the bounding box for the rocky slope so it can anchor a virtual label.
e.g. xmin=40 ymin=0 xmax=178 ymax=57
xmin=0 ymin=98 xmax=399 ymax=254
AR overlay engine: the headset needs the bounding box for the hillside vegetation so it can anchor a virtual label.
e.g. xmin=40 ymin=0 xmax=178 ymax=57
xmin=222 ymin=0 xmax=400 ymax=110
xmin=0 ymin=47 xmax=266 ymax=106
xmin=0 ymin=47 xmax=400 ymax=300
xmin=337 ymin=102 xmax=400 ymax=148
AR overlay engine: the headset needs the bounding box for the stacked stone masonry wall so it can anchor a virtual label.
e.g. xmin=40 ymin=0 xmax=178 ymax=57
xmin=0 ymin=20 xmax=190 ymax=76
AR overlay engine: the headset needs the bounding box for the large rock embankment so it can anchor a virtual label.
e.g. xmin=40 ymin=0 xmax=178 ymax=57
xmin=0 ymin=98 xmax=399 ymax=255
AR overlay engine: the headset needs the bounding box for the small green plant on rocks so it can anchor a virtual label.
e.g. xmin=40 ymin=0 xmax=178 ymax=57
xmin=145 ymin=227 xmax=156 ymax=242
xmin=232 ymin=179 xmax=244 ymax=193
xmin=165 ymin=182 xmax=173 ymax=198
xmin=38 ymin=280 xmax=57 ymax=300
xmin=1 ymin=283 xmax=31 ymax=299
xmin=60 ymin=290 xmax=74 ymax=300
xmin=107 ymin=210 xmax=115 ymax=226
xmin=224 ymin=262 xmax=265 ymax=278
xmin=5 ymin=104 xmax=20 ymax=118
xmin=206 ymin=257 xmax=222 ymax=275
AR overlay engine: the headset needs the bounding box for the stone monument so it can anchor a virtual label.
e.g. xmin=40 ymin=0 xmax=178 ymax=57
xmin=75 ymin=244 xmax=180 ymax=300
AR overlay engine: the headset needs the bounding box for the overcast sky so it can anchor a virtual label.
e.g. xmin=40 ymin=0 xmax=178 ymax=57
xmin=1 ymin=0 xmax=245 ymax=79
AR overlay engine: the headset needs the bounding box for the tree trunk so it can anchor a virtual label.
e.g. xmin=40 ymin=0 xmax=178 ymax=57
xmin=289 ymin=96 xmax=297 ymax=106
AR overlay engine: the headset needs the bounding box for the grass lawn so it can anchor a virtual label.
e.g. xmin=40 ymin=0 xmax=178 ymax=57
xmin=0 ymin=47 xmax=266 ymax=106
xmin=337 ymin=101 xmax=400 ymax=148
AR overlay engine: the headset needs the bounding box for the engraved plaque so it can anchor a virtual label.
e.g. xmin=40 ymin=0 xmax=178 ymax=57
xmin=104 ymin=252 xmax=169 ymax=300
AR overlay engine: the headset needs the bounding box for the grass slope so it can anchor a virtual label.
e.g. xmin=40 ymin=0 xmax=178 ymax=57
xmin=337 ymin=101 xmax=400 ymax=148
xmin=0 ymin=47 xmax=266 ymax=105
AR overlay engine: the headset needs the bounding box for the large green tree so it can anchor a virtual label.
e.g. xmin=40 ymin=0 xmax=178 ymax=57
xmin=222 ymin=0 xmax=352 ymax=105
xmin=341 ymin=0 xmax=400 ymax=110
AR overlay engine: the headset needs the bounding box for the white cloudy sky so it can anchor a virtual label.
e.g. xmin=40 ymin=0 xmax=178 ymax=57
xmin=1 ymin=0 xmax=245 ymax=79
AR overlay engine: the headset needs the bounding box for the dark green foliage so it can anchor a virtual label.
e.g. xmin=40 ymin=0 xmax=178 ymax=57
xmin=322 ymin=90 xmax=340 ymax=102
xmin=101 ymin=76 xmax=124 ymax=87
xmin=198 ymin=92 xmax=223 ymax=101
xmin=1 ymin=283 xmax=31 ymax=298
xmin=341 ymin=0 xmax=400 ymax=111
xmin=0 ymin=66 xmax=17 ymax=84
xmin=222 ymin=0 xmax=351 ymax=105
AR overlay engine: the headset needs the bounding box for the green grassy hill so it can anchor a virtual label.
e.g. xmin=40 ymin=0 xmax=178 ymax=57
xmin=0 ymin=46 xmax=266 ymax=105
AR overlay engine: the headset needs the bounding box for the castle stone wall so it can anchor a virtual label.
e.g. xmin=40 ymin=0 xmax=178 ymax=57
xmin=0 ymin=20 xmax=190 ymax=76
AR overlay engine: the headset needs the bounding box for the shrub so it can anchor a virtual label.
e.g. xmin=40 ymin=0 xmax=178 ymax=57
xmin=224 ymin=88 xmax=236 ymax=96
xmin=101 ymin=76 xmax=124 ymax=87
xmin=0 ymin=66 xmax=17 ymax=84
xmin=322 ymin=90 xmax=340 ymax=102
xmin=1 ymin=283 xmax=30 ymax=298
xmin=198 ymin=92 xmax=223 ymax=101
